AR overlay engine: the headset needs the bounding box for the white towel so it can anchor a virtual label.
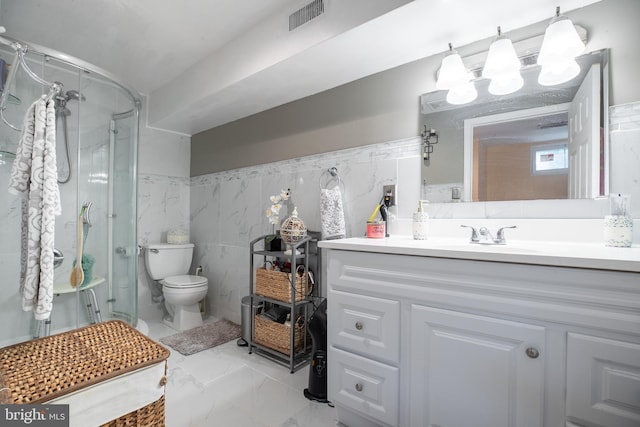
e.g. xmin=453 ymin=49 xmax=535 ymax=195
xmin=8 ymin=96 xmax=60 ymax=320
xmin=320 ymin=185 xmax=346 ymax=240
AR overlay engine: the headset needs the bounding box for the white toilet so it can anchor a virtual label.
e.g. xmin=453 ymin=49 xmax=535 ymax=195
xmin=144 ymin=243 xmax=208 ymax=331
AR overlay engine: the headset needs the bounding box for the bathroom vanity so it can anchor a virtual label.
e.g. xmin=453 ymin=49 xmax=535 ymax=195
xmin=319 ymin=237 xmax=640 ymax=427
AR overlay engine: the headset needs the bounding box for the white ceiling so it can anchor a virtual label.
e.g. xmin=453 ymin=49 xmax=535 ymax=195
xmin=1 ymin=0 xmax=600 ymax=136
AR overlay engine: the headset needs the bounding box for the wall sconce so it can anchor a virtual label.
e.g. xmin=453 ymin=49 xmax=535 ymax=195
xmin=436 ymin=43 xmax=477 ymax=105
xmin=421 ymin=125 xmax=438 ymax=161
xmin=537 ymin=6 xmax=585 ymax=86
xmin=482 ymin=26 xmax=523 ymax=95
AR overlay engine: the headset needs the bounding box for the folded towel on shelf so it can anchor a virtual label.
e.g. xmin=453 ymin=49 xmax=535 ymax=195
xmin=320 ymin=184 xmax=346 ymax=240
xmin=8 ymin=95 xmax=60 ymax=320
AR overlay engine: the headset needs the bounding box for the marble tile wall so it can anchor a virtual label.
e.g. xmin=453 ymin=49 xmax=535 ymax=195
xmin=609 ymin=101 xmax=640 ymax=218
xmin=189 ymin=137 xmax=421 ymax=324
xmin=138 ymin=101 xmax=640 ymax=326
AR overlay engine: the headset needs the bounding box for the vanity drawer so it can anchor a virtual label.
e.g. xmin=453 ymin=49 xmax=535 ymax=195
xmin=328 ymin=289 xmax=400 ymax=364
xmin=329 ymin=346 xmax=399 ymax=427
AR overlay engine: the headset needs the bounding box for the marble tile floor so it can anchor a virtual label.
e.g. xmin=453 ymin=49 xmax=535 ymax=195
xmin=147 ymin=318 xmax=338 ymax=427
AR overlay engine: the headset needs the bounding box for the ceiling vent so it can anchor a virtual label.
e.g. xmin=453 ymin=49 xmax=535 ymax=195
xmin=289 ymin=0 xmax=325 ymax=31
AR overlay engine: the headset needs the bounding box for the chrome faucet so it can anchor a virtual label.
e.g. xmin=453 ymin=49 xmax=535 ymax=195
xmin=461 ymin=225 xmax=516 ymax=245
xmin=460 ymin=225 xmax=480 ymax=243
xmin=495 ymin=226 xmax=517 ymax=244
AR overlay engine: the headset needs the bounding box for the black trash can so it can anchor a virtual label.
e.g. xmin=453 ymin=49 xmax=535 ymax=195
xmin=238 ymin=296 xmax=263 ymax=346
xmin=304 ymin=299 xmax=328 ymax=402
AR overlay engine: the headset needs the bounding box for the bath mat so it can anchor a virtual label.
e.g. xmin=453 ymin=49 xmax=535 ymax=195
xmin=160 ymin=319 xmax=241 ymax=356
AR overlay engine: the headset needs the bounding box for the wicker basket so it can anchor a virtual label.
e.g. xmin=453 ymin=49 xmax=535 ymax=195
xmin=0 ymin=320 xmax=169 ymax=426
xmin=255 ymin=267 xmax=308 ymax=303
xmin=102 ymin=395 xmax=165 ymax=427
xmin=254 ymin=315 xmax=305 ymax=354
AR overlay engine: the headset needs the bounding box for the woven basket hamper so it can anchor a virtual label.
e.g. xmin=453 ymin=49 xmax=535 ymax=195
xmin=254 ymin=315 xmax=305 ymax=354
xmin=0 ymin=320 xmax=170 ymax=426
xmin=255 ymin=267 xmax=308 ymax=303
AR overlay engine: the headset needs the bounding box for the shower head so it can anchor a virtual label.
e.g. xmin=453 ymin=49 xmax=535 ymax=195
xmin=54 ymin=89 xmax=85 ymax=116
xmin=65 ymin=90 xmax=85 ymax=102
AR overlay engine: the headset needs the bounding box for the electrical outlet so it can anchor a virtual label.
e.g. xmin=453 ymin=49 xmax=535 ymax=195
xmin=383 ymin=184 xmax=396 ymax=207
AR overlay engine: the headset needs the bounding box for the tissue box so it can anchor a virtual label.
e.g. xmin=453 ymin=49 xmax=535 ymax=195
xmin=167 ymin=228 xmax=188 ymax=244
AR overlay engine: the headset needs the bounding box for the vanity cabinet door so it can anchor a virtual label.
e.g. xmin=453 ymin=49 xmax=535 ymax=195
xmin=409 ymin=305 xmax=546 ymax=427
xmin=566 ymin=333 xmax=640 ymax=427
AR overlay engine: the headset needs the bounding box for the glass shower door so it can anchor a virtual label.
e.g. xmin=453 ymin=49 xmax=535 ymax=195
xmin=107 ymin=109 xmax=138 ymax=324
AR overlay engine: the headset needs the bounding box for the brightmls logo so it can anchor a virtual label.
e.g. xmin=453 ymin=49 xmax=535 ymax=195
xmin=1 ymin=405 xmax=69 ymax=426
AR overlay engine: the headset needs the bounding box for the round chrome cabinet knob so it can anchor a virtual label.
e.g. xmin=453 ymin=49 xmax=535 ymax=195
xmin=525 ymin=347 xmax=540 ymax=359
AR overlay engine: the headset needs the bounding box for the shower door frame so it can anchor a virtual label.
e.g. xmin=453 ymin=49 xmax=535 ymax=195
xmin=107 ymin=108 xmax=139 ymax=325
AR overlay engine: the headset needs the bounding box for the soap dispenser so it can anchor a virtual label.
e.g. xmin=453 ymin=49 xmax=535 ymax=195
xmin=413 ymin=200 xmax=429 ymax=240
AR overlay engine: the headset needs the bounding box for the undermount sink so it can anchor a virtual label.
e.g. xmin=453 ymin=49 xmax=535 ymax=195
xmin=416 ymin=238 xmax=543 ymax=254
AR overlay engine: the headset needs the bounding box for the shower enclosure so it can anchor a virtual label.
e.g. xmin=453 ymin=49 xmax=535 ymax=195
xmin=0 ymin=36 xmax=140 ymax=346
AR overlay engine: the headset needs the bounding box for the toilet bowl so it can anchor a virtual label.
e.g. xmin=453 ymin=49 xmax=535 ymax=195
xmin=161 ymin=274 xmax=208 ymax=331
xmin=144 ymin=243 xmax=209 ymax=331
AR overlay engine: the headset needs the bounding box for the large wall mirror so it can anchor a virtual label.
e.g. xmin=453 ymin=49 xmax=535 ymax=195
xmin=420 ymin=48 xmax=609 ymax=203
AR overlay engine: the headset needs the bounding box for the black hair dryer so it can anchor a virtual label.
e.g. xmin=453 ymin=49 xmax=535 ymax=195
xmin=304 ymin=299 xmax=328 ymax=402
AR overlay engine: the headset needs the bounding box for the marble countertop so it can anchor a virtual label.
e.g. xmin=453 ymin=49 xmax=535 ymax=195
xmin=319 ymin=236 xmax=640 ymax=272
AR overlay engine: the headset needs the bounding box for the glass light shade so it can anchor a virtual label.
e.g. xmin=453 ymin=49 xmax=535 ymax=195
xmin=488 ymin=72 xmax=524 ymax=95
xmin=437 ymin=51 xmax=469 ymax=90
xmin=537 ymin=17 xmax=585 ymax=66
xmin=538 ymin=59 xmax=580 ymax=86
xmin=446 ymin=80 xmax=478 ymax=105
xmin=482 ymin=37 xmax=521 ymax=79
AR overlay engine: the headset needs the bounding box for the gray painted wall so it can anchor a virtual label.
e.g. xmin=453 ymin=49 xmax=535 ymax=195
xmin=191 ymin=0 xmax=640 ymax=176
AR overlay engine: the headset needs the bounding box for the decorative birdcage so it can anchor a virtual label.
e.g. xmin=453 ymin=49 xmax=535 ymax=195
xmin=280 ymin=207 xmax=307 ymax=255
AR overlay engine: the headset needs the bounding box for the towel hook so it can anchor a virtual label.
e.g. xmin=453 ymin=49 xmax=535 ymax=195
xmin=319 ymin=167 xmax=341 ymax=190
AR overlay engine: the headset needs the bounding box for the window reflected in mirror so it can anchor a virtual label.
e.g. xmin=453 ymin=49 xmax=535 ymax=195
xmin=472 ymin=111 xmax=569 ymax=201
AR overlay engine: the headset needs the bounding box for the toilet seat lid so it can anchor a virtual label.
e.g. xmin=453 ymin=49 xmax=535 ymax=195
xmin=162 ymin=275 xmax=208 ymax=288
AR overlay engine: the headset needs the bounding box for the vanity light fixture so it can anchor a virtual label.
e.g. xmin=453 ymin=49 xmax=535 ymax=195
xmin=433 ymin=12 xmax=587 ymax=106
xmin=436 ymin=43 xmax=467 ymax=90
xmin=537 ymin=6 xmax=585 ymax=86
xmin=446 ymin=80 xmax=478 ymax=105
xmin=421 ymin=125 xmax=438 ymax=161
xmin=436 ymin=43 xmax=477 ymax=105
xmin=482 ymin=26 xmax=523 ymax=95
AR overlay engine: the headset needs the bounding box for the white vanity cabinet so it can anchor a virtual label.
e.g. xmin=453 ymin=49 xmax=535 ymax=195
xmin=409 ymin=305 xmax=545 ymax=427
xmin=322 ymin=244 xmax=640 ymax=427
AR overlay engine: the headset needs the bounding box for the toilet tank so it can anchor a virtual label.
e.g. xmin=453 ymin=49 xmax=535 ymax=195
xmin=145 ymin=243 xmax=194 ymax=280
